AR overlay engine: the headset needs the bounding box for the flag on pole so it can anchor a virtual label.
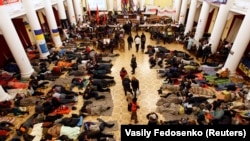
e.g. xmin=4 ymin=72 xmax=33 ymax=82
xmin=103 ymin=13 xmax=107 ymax=24
xmin=0 ymin=0 xmax=4 ymax=5
xmin=96 ymin=5 xmax=100 ymax=24
xmin=87 ymin=3 xmax=91 ymax=16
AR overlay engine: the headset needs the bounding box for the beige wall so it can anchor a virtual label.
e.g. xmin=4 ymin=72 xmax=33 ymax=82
xmin=154 ymin=0 xmax=173 ymax=8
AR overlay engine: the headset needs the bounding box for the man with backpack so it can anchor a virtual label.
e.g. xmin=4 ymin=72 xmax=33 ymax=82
xmin=130 ymin=98 xmax=139 ymax=124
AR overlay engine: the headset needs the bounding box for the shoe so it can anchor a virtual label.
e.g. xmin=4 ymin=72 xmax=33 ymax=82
xmin=97 ymin=118 xmax=104 ymax=122
xmin=97 ymin=95 xmax=105 ymax=100
xmin=107 ymin=123 xmax=115 ymax=128
xmin=84 ymin=101 xmax=93 ymax=105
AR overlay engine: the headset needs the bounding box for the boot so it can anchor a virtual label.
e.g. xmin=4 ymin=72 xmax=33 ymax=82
xmin=96 ymin=95 xmax=105 ymax=100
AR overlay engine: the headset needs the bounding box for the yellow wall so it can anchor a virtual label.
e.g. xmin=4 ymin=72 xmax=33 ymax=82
xmin=208 ymin=7 xmax=218 ymax=33
xmin=153 ymin=0 xmax=173 ymax=8
xmin=145 ymin=0 xmax=152 ymax=5
xmin=221 ymin=14 xmax=234 ymax=40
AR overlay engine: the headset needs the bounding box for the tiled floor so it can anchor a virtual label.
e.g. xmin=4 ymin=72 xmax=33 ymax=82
xmin=78 ymin=31 xmax=186 ymax=140
xmin=10 ymin=30 xmax=247 ymax=141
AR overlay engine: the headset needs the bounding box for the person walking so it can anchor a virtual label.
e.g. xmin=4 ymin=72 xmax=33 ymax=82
xmin=122 ymin=75 xmax=133 ymax=96
xmin=134 ymin=34 xmax=141 ymax=53
xmin=131 ymin=76 xmax=139 ymax=98
xmin=127 ymin=33 xmax=133 ymax=50
xmin=120 ymin=67 xmax=128 ymax=80
xmin=130 ymin=98 xmax=139 ymax=124
xmin=130 ymin=54 xmax=137 ymax=74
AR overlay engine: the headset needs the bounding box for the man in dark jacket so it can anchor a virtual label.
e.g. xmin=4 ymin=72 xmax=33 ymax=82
xmin=130 ymin=54 xmax=137 ymax=74
xmin=131 ymin=76 xmax=139 ymax=98
xmin=122 ymin=75 xmax=133 ymax=96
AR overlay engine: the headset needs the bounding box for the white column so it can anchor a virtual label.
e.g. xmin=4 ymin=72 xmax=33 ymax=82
xmin=73 ymin=0 xmax=83 ymax=23
xmin=184 ymin=0 xmax=197 ymax=35
xmin=82 ymin=0 xmax=86 ymax=7
xmin=66 ymin=0 xmax=77 ymax=26
xmin=117 ymin=0 xmax=122 ymax=11
xmin=22 ymin=0 xmax=50 ymax=59
xmin=0 ymin=5 xmax=34 ymax=79
xmin=57 ymin=0 xmax=67 ymax=20
xmin=209 ymin=0 xmax=234 ymax=53
xmin=44 ymin=0 xmax=62 ymax=48
xmin=140 ymin=0 xmax=145 ymax=11
xmin=174 ymin=0 xmax=182 ymax=22
xmin=223 ymin=8 xmax=250 ymax=75
xmin=194 ymin=1 xmax=210 ymax=43
xmin=178 ymin=0 xmax=188 ymax=24
xmin=0 ymin=86 xmax=12 ymax=101
xmin=107 ymin=0 xmax=114 ymax=11
xmin=57 ymin=0 xmax=68 ymax=29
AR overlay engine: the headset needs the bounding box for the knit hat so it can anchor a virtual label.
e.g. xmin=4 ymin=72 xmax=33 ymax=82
xmin=149 ymin=114 xmax=157 ymax=120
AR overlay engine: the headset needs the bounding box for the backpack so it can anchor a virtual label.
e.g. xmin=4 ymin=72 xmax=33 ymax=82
xmin=131 ymin=102 xmax=138 ymax=112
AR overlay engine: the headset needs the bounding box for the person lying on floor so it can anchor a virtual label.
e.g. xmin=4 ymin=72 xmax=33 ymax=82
xmin=85 ymin=84 xmax=110 ymax=93
xmin=80 ymin=101 xmax=111 ymax=116
xmin=49 ymin=88 xmax=77 ymax=104
xmin=89 ymin=78 xmax=116 ymax=88
xmin=51 ymin=85 xmax=79 ymax=95
xmin=82 ymin=85 xmax=110 ymax=100
xmin=82 ymin=91 xmax=106 ymax=100
xmin=90 ymin=73 xmax=114 ymax=79
xmin=78 ymin=118 xmax=115 ymax=141
xmin=160 ymin=118 xmax=197 ymax=125
xmin=0 ymin=100 xmax=30 ymax=116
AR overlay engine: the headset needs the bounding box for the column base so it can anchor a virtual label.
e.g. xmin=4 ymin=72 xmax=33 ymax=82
xmin=40 ymin=52 xmax=50 ymax=59
xmin=20 ymin=68 xmax=34 ymax=80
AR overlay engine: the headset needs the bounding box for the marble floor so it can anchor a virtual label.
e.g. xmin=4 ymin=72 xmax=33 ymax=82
xmin=11 ymin=31 xmax=245 ymax=141
xmin=77 ymin=31 xmax=187 ymax=140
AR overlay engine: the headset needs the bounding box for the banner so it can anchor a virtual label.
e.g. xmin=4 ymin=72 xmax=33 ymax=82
xmin=0 ymin=0 xmax=19 ymax=5
xmin=144 ymin=5 xmax=159 ymax=15
xmin=157 ymin=8 xmax=176 ymax=17
xmin=205 ymin=0 xmax=227 ymax=4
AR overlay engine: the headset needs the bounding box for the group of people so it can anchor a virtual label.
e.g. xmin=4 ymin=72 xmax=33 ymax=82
xmin=127 ymin=32 xmax=146 ymax=53
xmin=119 ymin=53 xmax=142 ymax=124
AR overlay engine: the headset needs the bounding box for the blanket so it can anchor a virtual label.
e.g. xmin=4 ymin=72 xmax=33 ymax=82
xmin=101 ymin=121 xmax=118 ymax=133
xmin=87 ymin=92 xmax=114 ymax=116
xmin=0 ymin=117 xmax=15 ymax=124
xmin=83 ymin=121 xmax=118 ymax=141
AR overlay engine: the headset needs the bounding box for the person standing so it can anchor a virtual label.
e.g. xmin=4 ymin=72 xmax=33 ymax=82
xmin=131 ymin=76 xmax=139 ymax=98
xmin=127 ymin=33 xmax=133 ymax=50
xmin=134 ymin=34 xmax=141 ymax=53
xmin=130 ymin=54 xmax=137 ymax=74
xmin=202 ymin=43 xmax=212 ymax=63
xmin=187 ymin=36 xmax=194 ymax=51
xmin=140 ymin=32 xmax=146 ymax=53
